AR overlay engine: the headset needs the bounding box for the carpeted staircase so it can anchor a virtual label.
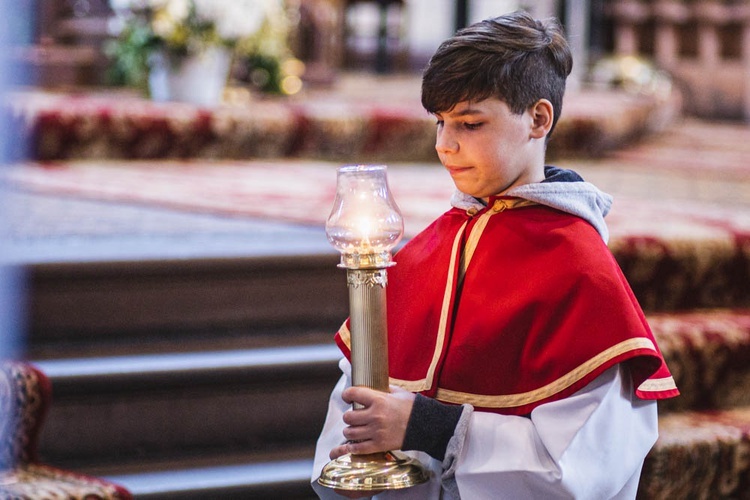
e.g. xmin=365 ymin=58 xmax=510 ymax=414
xmin=4 ymin=75 xmax=750 ymax=498
xmin=26 ymin=254 xmax=347 ymax=498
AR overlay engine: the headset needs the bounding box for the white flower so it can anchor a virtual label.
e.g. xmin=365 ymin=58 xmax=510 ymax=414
xmin=110 ymin=0 xmax=287 ymax=56
xmin=165 ymin=0 xmax=190 ymax=23
xmin=151 ymin=15 xmax=177 ymax=39
xmin=193 ymin=0 xmax=275 ymax=41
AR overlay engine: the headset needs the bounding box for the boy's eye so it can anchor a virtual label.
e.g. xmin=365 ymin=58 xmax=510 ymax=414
xmin=463 ymin=122 xmax=482 ymax=130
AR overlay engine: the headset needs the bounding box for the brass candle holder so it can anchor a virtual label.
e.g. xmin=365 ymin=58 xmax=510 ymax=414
xmin=319 ymin=165 xmax=429 ymax=492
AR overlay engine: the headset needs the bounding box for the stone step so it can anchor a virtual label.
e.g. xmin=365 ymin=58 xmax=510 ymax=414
xmin=638 ymin=406 xmax=750 ymax=499
xmin=24 ymin=254 xmax=348 ymax=360
xmin=650 ymin=309 xmax=750 ymax=414
xmin=33 ymin=344 xmax=342 ymax=471
xmin=24 ymin=249 xmax=750 ymax=364
xmin=30 ymin=324 xmax=334 ymax=361
xmin=31 ymin=309 xmax=750 ymax=472
xmin=101 ymin=401 xmax=750 ymax=500
xmin=612 ymin=246 xmax=750 ymax=313
xmin=85 ymin=407 xmax=750 ymax=500
xmin=103 ymin=457 xmax=316 ymax=500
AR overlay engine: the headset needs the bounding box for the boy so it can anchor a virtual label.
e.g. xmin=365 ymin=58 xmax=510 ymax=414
xmin=312 ymin=11 xmax=678 ymax=499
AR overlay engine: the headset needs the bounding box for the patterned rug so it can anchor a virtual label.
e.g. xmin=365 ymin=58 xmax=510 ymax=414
xmin=2 ymin=159 xmax=453 ymax=238
xmin=4 ymin=149 xmax=749 ymax=242
xmin=4 ymin=121 xmax=750 ymax=244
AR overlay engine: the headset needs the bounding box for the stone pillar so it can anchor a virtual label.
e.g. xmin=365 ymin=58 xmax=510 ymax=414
xmin=290 ymin=0 xmax=345 ymax=84
xmin=694 ymin=0 xmax=724 ymax=67
xmin=565 ymin=0 xmax=590 ymax=90
xmin=742 ymin=1 xmax=750 ymax=121
xmin=609 ymin=0 xmax=649 ymax=55
xmin=652 ymin=0 xmax=688 ymax=69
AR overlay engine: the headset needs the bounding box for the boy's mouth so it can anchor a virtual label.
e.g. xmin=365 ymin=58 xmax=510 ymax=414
xmin=445 ymin=165 xmax=472 ymax=175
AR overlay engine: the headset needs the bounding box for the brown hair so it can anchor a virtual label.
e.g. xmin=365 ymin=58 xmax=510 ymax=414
xmin=421 ymin=10 xmax=572 ymax=138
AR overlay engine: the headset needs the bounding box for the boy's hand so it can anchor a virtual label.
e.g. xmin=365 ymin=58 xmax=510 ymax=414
xmin=329 ymin=385 xmax=415 ymax=459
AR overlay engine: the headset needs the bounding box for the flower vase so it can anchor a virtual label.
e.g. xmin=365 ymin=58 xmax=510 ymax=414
xmin=148 ymin=47 xmax=232 ymax=107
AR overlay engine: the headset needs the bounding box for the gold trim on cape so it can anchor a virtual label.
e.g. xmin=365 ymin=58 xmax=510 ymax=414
xmin=459 ymin=210 xmax=493 ymax=283
xmin=433 ymin=338 xmax=657 ymax=408
xmin=338 ymin=321 xmax=351 ymax=349
xmin=417 ymin=220 xmax=469 ymax=392
xmin=638 ymin=376 xmax=677 ymax=393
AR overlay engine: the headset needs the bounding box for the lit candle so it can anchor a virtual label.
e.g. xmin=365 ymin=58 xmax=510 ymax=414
xmin=319 ymin=164 xmax=428 ymax=492
xmin=326 ymin=164 xmax=404 ymax=269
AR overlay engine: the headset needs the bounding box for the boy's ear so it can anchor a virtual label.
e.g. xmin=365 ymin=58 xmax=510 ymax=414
xmin=529 ymin=99 xmax=554 ymax=139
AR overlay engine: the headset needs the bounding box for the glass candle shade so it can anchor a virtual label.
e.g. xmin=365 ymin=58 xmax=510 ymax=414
xmin=325 ymin=165 xmax=404 ymax=269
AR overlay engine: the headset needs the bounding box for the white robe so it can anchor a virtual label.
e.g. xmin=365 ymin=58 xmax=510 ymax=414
xmin=311 ymin=358 xmax=658 ymax=499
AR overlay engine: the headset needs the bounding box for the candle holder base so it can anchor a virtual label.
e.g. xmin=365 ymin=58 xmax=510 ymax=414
xmin=318 ymin=451 xmax=430 ymax=492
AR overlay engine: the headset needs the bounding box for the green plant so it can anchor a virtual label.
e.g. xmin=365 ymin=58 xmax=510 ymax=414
xmin=105 ymin=0 xmax=291 ymax=93
xmin=104 ymin=19 xmax=158 ymax=89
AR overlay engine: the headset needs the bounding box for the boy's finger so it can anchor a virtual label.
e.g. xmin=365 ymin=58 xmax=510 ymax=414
xmin=345 ymin=439 xmax=378 ymax=456
xmin=341 ymin=385 xmax=379 ymax=406
xmin=342 ymin=423 xmax=370 ymax=442
xmin=342 ymin=408 xmax=369 ymax=426
xmin=329 ymin=444 xmax=348 ymax=460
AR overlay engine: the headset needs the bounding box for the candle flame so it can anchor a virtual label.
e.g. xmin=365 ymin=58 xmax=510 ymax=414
xmin=358 ymin=218 xmax=373 ymax=250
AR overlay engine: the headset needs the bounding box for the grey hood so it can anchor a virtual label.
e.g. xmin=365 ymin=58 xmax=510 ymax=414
xmin=450 ymin=167 xmax=614 ymax=242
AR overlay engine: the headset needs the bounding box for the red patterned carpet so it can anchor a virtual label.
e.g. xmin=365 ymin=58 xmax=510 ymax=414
xmin=3 ymin=159 xmax=453 ymax=238
xmin=5 ymin=156 xmax=750 ymax=240
xmin=5 ymin=118 xmax=750 ymax=243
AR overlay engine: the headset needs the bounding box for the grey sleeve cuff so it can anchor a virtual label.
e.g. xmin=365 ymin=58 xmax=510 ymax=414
xmin=440 ymin=403 xmax=473 ymax=499
xmin=401 ymin=394 xmax=466 ymax=461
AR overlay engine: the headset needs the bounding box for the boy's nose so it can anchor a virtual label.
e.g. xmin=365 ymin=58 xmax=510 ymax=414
xmin=435 ymin=130 xmax=458 ymax=154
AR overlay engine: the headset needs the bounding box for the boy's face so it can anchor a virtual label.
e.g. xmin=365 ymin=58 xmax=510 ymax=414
xmin=433 ymin=98 xmax=545 ymax=201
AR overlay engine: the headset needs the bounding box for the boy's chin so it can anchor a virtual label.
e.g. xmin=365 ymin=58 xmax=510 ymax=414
xmin=451 ymin=182 xmax=479 ymax=198
xmin=450 ymin=180 xmax=497 ymax=200
xmin=455 ymin=186 xmax=489 ymax=200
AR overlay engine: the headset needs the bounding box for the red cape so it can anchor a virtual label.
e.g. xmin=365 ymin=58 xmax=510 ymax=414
xmin=336 ymin=198 xmax=678 ymax=415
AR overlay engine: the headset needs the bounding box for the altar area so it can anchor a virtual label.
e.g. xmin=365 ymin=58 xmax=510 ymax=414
xmin=2 ymin=74 xmax=750 ymax=499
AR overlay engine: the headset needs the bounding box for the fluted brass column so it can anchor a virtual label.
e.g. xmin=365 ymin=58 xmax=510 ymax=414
xmin=347 ymin=268 xmax=389 ymax=399
xmin=317 ymin=263 xmax=429 ymax=492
